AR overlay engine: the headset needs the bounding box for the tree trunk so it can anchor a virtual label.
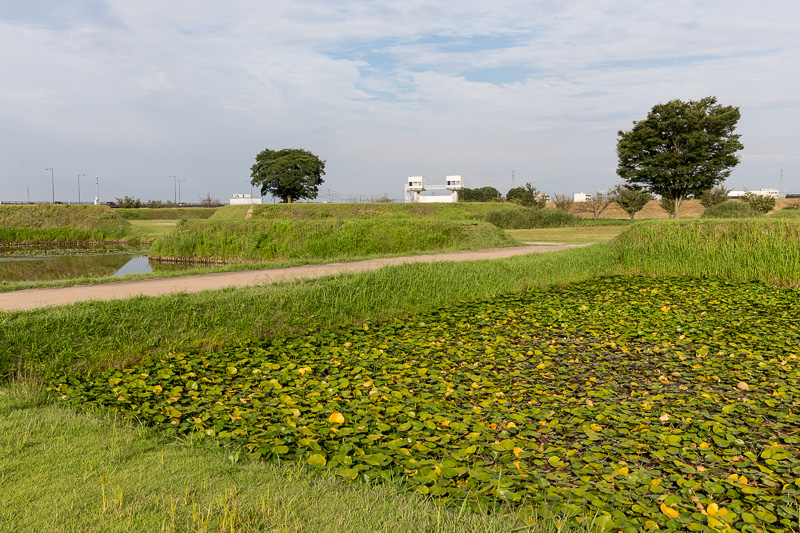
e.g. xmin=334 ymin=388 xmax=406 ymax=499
xmin=673 ymin=195 xmax=684 ymax=219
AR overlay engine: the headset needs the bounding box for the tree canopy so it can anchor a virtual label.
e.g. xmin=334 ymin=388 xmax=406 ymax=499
xmin=616 ymin=97 xmax=743 ymax=218
xmin=611 ymin=184 xmax=652 ymax=220
xmin=460 ymin=186 xmax=501 ymax=202
xmin=506 ymin=183 xmax=546 ymax=208
xmin=250 ymin=148 xmax=326 ymax=203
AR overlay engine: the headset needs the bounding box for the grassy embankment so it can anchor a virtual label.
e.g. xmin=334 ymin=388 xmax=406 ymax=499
xmin=612 ymin=218 xmax=800 ymax=285
xmin=0 ymin=204 xmax=131 ymax=243
xmin=149 ymin=219 xmax=518 ymax=262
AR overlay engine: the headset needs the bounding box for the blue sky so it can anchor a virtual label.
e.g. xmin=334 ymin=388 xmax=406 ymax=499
xmin=1 ymin=0 xmax=798 ymax=203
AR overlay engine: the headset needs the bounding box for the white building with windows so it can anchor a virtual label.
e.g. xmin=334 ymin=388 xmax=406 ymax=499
xmin=230 ymin=193 xmax=262 ymax=205
xmin=573 ymin=192 xmax=592 ymax=202
xmin=405 ymin=175 xmax=464 ymax=203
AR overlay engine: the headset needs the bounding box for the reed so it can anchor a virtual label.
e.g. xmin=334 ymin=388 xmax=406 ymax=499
xmin=149 ymin=219 xmax=518 ymax=261
xmin=611 ymin=218 xmax=800 ymax=284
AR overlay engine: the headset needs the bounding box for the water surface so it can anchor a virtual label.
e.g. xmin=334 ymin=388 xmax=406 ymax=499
xmin=0 ymin=247 xmax=193 ymax=283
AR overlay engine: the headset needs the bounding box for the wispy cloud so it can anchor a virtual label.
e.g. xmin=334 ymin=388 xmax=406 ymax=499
xmin=1 ymin=0 xmax=799 ymax=201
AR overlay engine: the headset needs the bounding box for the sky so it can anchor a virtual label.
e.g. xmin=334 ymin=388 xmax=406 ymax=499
xmin=1 ymin=0 xmax=798 ymax=204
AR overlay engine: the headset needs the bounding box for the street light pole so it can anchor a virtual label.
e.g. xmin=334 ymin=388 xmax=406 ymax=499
xmin=95 ymin=175 xmax=99 ymax=205
xmin=178 ymin=179 xmax=186 ymax=205
xmin=77 ymin=173 xmax=85 ymax=204
xmin=44 ymin=168 xmax=54 ymax=203
xmin=169 ymin=176 xmax=176 ymax=205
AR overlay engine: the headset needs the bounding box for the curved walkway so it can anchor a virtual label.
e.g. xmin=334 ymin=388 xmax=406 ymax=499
xmin=0 ymin=244 xmax=587 ymax=312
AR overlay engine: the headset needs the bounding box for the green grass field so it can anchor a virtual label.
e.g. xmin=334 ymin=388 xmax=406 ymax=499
xmin=4 ymin=211 xmax=800 ymax=531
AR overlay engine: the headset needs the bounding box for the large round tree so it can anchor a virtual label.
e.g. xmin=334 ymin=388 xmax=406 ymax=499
xmin=616 ymin=97 xmax=743 ymax=218
xmin=250 ymin=148 xmax=326 ymax=203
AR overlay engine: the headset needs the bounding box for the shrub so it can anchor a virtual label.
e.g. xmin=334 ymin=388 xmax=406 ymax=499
xmin=610 ymin=185 xmax=652 ymax=220
xmin=115 ymin=196 xmax=142 ymax=208
xmin=701 ymin=200 xmax=762 ymax=219
xmin=552 ymin=193 xmax=574 ymax=212
xmin=741 ymin=192 xmax=776 ymax=213
xmin=199 ymin=193 xmax=223 ymax=207
xmin=484 ymin=208 xmax=582 ymax=229
xmin=699 ymin=185 xmax=732 ymax=208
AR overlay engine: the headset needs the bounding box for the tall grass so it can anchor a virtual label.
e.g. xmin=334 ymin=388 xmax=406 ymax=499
xmin=211 ymin=202 xmax=523 ymax=221
xmin=0 ymin=245 xmax=616 ymax=380
xmin=0 ymin=227 xmax=111 ymax=243
xmin=484 ymin=207 xmax=583 ymax=229
xmin=611 ymin=218 xmax=800 ymax=284
xmin=700 ymin=200 xmax=762 ymax=218
xmin=150 ymin=219 xmax=518 ymax=261
xmin=0 ymin=205 xmax=130 ymax=243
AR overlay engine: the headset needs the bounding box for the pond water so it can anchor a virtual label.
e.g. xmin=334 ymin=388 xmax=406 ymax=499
xmin=0 ymin=247 xmax=196 ymax=283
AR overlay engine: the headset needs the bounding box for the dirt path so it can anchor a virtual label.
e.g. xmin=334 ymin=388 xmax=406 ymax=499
xmin=0 ymin=244 xmax=587 ymax=312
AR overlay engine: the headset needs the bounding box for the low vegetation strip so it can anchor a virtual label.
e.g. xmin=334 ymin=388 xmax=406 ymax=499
xmin=53 ymin=276 xmax=800 ymax=532
xmin=210 ymin=202 xmax=523 ymax=221
xmin=484 ymin=208 xmax=583 ymax=229
xmin=116 ymin=207 xmax=218 ymax=220
xmin=0 ymin=205 xmax=130 ymax=243
xmin=611 ymin=219 xmax=800 ymax=285
xmin=149 ymin=219 xmax=518 ymax=262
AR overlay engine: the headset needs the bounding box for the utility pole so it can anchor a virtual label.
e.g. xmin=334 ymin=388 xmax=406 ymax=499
xmin=169 ymin=176 xmax=176 ymax=205
xmin=44 ymin=168 xmax=54 ymax=203
xmin=95 ymin=175 xmax=99 ymax=205
xmin=77 ymin=173 xmax=85 ymax=204
xmin=780 ymin=168 xmax=784 ymax=198
xmin=512 ymin=170 xmax=515 ymax=188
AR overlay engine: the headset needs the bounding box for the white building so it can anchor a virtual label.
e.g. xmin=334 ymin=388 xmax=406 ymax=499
xmin=728 ymin=188 xmax=779 ymax=199
xmin=573 ymin=192 xmax=592 ymax=202
xmin=405 ymin=175 xmax=464 ymax=203
xmin=230 ymin=193 xmax=262 ymax=205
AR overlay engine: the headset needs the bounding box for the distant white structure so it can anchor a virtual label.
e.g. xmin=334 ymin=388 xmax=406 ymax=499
xmin=573 ymin=192 xmax=592 ymax=202
xmin=405 ymin=175 xmax=464 ymax=203
xmin=574 ymin=191 xmax=610 ymax=202
xmin=728 ymin=188 xmax=779 ymax=199
xmin=230 ymin=193 xmax=262 ymax=205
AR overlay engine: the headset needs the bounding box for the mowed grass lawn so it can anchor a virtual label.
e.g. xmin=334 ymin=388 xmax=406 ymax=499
xmin=126 ymin=220 xmax=178 ymax=241
xmin=506 ymin=225 xmax=628 ymax=244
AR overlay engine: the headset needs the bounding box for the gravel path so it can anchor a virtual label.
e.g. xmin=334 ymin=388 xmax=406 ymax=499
xmin=0 ymin=244 xmax=587 ymax=312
